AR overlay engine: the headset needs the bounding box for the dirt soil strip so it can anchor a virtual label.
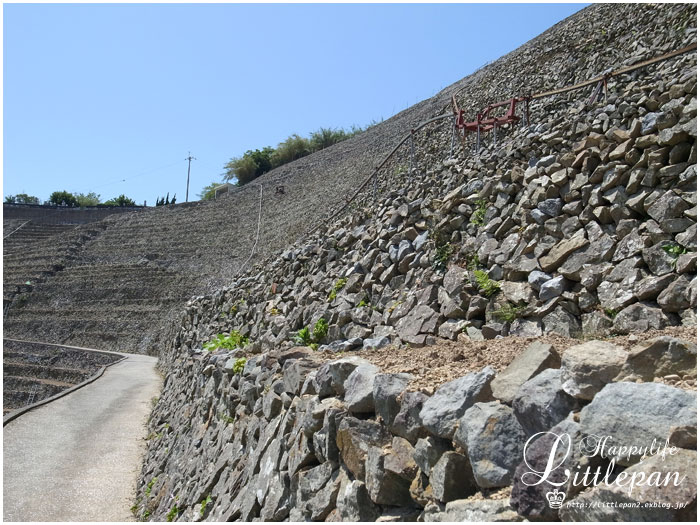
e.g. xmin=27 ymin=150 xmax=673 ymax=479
xmin=3 ymin=353 xmax=161 ymax=522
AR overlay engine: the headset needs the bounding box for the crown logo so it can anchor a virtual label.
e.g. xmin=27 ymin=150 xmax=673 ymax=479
xmin=546 ymin=489 xmax=566 ymax=509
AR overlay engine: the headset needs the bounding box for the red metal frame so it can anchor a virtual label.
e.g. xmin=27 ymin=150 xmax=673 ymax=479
xmin=453 ymin=95 xmax=530 ymax=136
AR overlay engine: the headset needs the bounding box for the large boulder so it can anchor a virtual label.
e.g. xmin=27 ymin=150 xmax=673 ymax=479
xmin=491 ymin=342 xmax=561 ymax=404
xmin=428 ymin=451 xmax=477 ymax=502
xmin=373 ymin=373 xmax=413 ymax=426
xmin=336 ymin=477 xmax=381 ymax=522
xmin=454 ymin=402 xmax=527 ymax=488
xmin=314 ymin=356 xmax=374 ymax=397
xmin=512 ymin=368 xmax=579 ymax=437
xmin=365 ymin=444 xmax=416 ymax=507
xmin=612 ymin=302 xmax=671 ymax=334
xmin=413 ymin=436 xmax=452 ymax=476
xmin=391 ymin=391 xmax=430 ymax=443
xmin=510 ymin=416 xmax=580 ymax=521
xmin=615 ymin=336 xmax=697 ymax=382
xmin=560 ymin=340 xmax=626 ymax=400
xmin=343 ymin=363 xmax=381 ymax=413
xmin=578 ymin=382 xmax=697 ymax=466
xmin=336 ymin=417 xmax=391 ymax=480
xmin=418 ymin=367 xmax=495 ymax=439
xmin=559 ymin=449 xmax=697 ymax=521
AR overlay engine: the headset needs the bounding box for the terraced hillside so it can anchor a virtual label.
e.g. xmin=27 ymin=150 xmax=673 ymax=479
xmin=3 ymin=2 xmax=696 ymax=358
xmin=3 ymin=339 xmax=121 ymax=414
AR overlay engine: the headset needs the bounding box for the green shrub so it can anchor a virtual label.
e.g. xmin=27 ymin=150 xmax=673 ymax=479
xmin=145 ymin=477 xmax=157 ymax=497
xmin=328 ymin=278 xmax=348 ymax=301
xmin=474 ymin=270 xmax=500 ymax=297
xmin=200 ymin=495 xmax=212 ymax=517
xmin=166 ymin=506 xmax=179 ymax=522
xmin=662 ymin=243 xmax=688 ymax=258
xmin=295 ymin=326 xmax=312 ymax=346
xmin=604 ymin=308 xmax=617 ymax=319
xmin=203 ymin=330 xmax=249 ymax=352
xmin=232 ymin=357 xmax=246 ymax=374
xmin=312 ymin=318 xmax=329 ymax=342
xmin=470 ymin=199 xmax=488 ymax=225
xmin=493 ymin=303 xmax=526 ymax=322
xmin=432 ymin=242 xmax=453 ymax=272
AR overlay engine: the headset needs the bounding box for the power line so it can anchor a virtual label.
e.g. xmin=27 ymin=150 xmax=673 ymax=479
xmin=185 ymin=152 xmax=196 ymax=202
xmin=91 ymin=160 xmax=183 ymax=191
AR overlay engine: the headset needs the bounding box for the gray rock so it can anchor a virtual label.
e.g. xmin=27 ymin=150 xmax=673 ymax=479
xmin=527 ymin=270 xmax=552 ymax=291
xmin=314 ymin=356 xmax=374 ymax=398
xmin=344 ymin=364 xmax=381 ymax=413
xmin=634 ymin=273 xmax=676 ymax=301
xmin=422 ymin=499 xmax=522 ymax=522
xmin=612 ymin=302 xmax=671 ymax=334
xmin=491 ymin=341 xmax=561 ymax=404
xmin=455 ymin=402 xmax=527 ymax=488
xmin=419 ymin=366 xmax=496 ymax=439
xmin=642 ymin=241 xmax=681 ymax=276
xmin=647 ymin=190 xmax=690 ymax=223
xmin=373 ymin=373 xmax=413 ymax=426
xmin=396 ymin=304 xmax=440 ymax=340
xmin=542 ymin=306 xmax=581 ymax=338
xmin=502 ymin=281 xmax=535 ymax=304
xmin=559 ymin=449 xmax=697 ymax=521
xmin=615 ymin=336 xmax=697 ymax=382
xmin=579 ymin=382 xmax=696 ymax=466
xmin=362 ymin=336 xmax=391 ymax=351
xmin=391 ymin=391 xmax=429 ymax=443
xmin=336 ymin=417 xmax=391 ymax=480
xmin=537 ymin=198 xmax=564 ymax=217
xmin=429 ymin=451 xmax=477 ymax=501
xmin=283 ymin=359 xmax=319 ymax=395
xmin=510 ymin=416 xmax=580 ymax=520
xmin=657 ymin=274 xmax=695 ymax=312
xmin=539 ymin=235 xmax=589 ymax=272
xmin=336 ymin=478 xmax=381 ymax=522
xmin=413 ymin=436 xmax=451 ymax=475
xmin=438 ymin=319 xmax=469 ymax=340
xmin=365 ymin=445 xmax=415 ymax=506
xmin=560 ymin=340 xmax=627 ymax=400
xmin=512 ymin=368 xmax=579 ymax=437
xmin=508 ymin=318 xmax=543 ymax=337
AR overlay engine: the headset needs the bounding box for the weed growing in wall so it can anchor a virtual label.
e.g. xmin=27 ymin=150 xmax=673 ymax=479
xmin=203 ymin=330 xmax=249 ymax=352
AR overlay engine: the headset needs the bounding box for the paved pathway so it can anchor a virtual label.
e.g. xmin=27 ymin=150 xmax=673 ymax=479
xmin=3 ymin=353 xmax=161 ymax=522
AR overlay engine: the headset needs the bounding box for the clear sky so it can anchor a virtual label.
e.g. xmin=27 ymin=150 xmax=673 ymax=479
xmin=3 ymin=2 xmax=586 ymax=206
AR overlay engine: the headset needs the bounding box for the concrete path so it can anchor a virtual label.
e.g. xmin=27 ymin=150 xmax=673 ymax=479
xmin=3 ymin=353 xmax=162 ymax=522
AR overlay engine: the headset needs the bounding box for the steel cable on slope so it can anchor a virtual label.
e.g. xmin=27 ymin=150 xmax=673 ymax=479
xmin=300 ymin=42 xmax=697 ymax=244
xmin=235 ymin=183 xmax=264 ymax=276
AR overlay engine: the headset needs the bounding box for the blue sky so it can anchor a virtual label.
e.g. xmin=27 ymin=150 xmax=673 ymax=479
xmin=3 ymin=3 xmax=586 ymax=206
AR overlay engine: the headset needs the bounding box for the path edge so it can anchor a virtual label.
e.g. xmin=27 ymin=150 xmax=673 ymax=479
xmin=3 ymin=338 xmax=128 ymax=426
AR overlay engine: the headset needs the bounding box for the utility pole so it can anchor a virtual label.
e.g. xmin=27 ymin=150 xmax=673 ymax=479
xmin=185 ymin=152 xmax=196 ymax=202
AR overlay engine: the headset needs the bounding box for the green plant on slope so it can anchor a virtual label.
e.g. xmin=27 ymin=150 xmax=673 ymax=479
xmin=493 ymin=303 xmax=526 ymax=322
xmin=200 ymin=495 xmax=212 ymax=517
xmin=295 ymin=326 xmax=312 ymax=346
xmin=203 ymin=330 xmax=249 ymax=352
xmin=312 ymin=318 xmax=329 ymax=342
xmin=145 ymin=477 xmax=158 ymax=497
xmin=474 ymin=270 xmax=500 ymax=297
xmin=432 ymin=242 xmax=453 ymax=272
xmin=232 ymin=357 xmax=246 ymax=375
xmin=166 ymin=505 xmax=179 ymax=522
xmin=603 ymin=308 xmax=617 ymax=319
xmin=470 ymin=199 xmax=489 ymax=225
xmin=662 ymin=243 xmax=688 ymax=259
xmin=328 ymin=278 xmax=348 ymax=301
